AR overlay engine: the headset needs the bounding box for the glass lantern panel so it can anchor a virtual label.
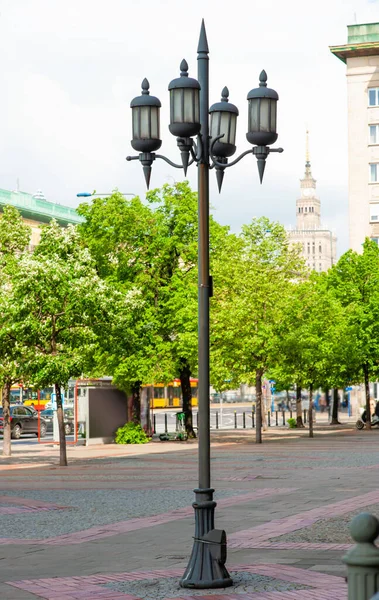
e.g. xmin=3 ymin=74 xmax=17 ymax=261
xmin=150 ymin=107 xmax=159 ymax=139
xmin=229 ymin=113 xmax=237 ymax=146
xmin=132 ymin=107 xmax=140 ymax=139
xmin=249 ymin=99 xmax=259 ymax=133
xmin=260 ymin=98 xmax=270 ymax=132
xmin=184 ymin=89 xmax=194 ymax=123
xmin=172 ymin=89 xmax=183 ymax=123
xmin=140 ymin=106 xmax=150 ymax=138
xmin=194 ymin=89 xmax=200 ymax=123
xmin=210 ymin=112 xmax=221 ymax=139
xmin=270 ymin=101 xmax=277 ymax=133
xmin=219 ymin=112 xmax=231 ymax=144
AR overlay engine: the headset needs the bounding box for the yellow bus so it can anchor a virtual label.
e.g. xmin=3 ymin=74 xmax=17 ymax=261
xmin=145 ymin=379 xmax=198 ymax=409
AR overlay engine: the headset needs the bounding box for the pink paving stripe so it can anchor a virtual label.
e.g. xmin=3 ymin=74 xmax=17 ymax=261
xmin=241 ymin=541 xmax=352 ymax=551
xmin=0 ymin=488 xmax=295 ymax=546
xmin=229 ymin=489 xmax=379 ymax=547
xmin=6 ymin=563 xmax=346 ymax=600
xmin=0 ymin=495 xmax=65 ymax=509
xmin=0 ymin=505 xmax=64 ymax=514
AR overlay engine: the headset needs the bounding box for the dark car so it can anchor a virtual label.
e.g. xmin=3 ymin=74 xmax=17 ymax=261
xmin=40 ymin=409 xmax=74 ymax=435
xmin=0 ymin=406 xmax=47 ymax=439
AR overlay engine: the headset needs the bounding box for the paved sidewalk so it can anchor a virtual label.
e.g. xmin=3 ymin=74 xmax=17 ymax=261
xmin=1 ymin=429 xmax=378 ymax=598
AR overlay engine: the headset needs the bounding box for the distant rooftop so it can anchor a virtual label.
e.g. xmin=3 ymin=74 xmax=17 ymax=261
xmin=0 ymin=188 xmax=84 ymax=226
xmin=330 ymin=22 xmax=379 ymax=63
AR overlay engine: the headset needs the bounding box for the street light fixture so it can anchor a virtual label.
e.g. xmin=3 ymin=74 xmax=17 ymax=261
xmin=76 ymin=192 xmax=136 ymax=198
xmin=126 ymin=20 xmax=283 ymax=590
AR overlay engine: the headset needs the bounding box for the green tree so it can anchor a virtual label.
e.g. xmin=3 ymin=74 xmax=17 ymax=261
xmin=0 ymin=206 xmax=31 ymax=456
xmin=327 ymin=239 xmax=379 ymax=429
xmin=7 ymin=222 xmax=129 ymax=465
xmin=211 ymin=217 xmax=305 ymax=443
xmin=78 ymin=184 xmax=229 ymax=438
xmin=77 ymin=191 xmax=161 ymax=424
xmin=274 ymin=275 xmax=353 ymax=437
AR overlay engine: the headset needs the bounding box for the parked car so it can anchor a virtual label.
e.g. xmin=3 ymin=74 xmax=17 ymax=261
xmin=0 ymin=406 xmax=47 ymax=439
xmin=39 ymin=409 xmax=75 ymax=435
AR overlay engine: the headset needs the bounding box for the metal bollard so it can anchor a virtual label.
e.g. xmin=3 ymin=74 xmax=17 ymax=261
xmin=164 ymin=413 xmax=168 ymax=433
xmin=268 ymin=411 xmax=271 ymax=426
xmin=252 ymin=411 xmax=255 ymax=428
xmin=216 ymin=412 xmax=219 ymax=429
xmin=153 ymin=414 xmax=156 ymax=434
xmin=234 ymin=411 xmax=237 ymax=429
xmin=243 ymin=412 xmax=246 ymax=429
xmin=275 ymin=411 xmax=278 ymax=426
xmin=343 ymin=512 xmax=379 ymax=600
xmin=282 ymin=410 xmax=285 ymax=426
xmin=304 ymin=409 xmax=307 ymax=424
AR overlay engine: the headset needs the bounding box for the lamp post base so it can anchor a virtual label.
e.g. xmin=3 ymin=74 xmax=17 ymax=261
xmin=180 ymin=488 xmax=233 ymax=590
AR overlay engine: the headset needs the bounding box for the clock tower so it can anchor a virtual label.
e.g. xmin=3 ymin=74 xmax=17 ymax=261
xmin=296 ymin=131 xmax=321 ymax=229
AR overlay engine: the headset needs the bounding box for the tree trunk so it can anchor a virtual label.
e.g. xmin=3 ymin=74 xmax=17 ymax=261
xmin=324 ymin=387 xmax=330 ymax=407
xmin=131 ymin=381 xmax=142 ymax=424
xmin=179 ymin=360 xmax=196 ymax=439
xmin=296 ymin=385 xmax=304 ymax=428
xmin=308 ymin=384 xmax=314 ymax=438
xmin=55 ymin=383 xmax=67 ymax=467
xmin=330 ymin=388 xmax=341 ymax=425
xmin=2 ymin=382 xmax=11 ymax=457
xmin=255 ymin=369 xmax=263 ymax=444
xmin=286 ymin=389 xmax=290 ymax=410
xmin=363 ymin=363 xmax=371 ymax=430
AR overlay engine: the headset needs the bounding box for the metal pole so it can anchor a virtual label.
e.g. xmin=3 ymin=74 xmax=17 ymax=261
xmin=180 ymin=21 xmax=232 ymax=590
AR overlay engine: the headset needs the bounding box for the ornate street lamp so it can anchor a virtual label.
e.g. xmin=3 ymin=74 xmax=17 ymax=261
xmin=126 ymin=21 xmax=283 ymax=590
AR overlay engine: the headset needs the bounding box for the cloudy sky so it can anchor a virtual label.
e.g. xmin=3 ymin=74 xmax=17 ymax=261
xmin=1 ymin=0 xmax=379 ymax=254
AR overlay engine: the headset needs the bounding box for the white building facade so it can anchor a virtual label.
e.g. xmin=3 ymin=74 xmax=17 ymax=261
xmin=288 ymin=135 xmax=337 ymax=272
xmin=331 ymin=23 xmax=379 ymax=252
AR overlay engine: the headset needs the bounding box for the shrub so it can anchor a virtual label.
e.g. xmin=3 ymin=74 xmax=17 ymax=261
xmin=287 ymin=418 xmax=297 ymax=429
xmin=115 ymin=422 xmax=151 ymax=444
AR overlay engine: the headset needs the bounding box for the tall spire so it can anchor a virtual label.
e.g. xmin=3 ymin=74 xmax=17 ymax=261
xmin=304 ymin=129 xmax=312 ymax=178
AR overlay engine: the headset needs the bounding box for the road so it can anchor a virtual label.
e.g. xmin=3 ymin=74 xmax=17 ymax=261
xmin=151 ymin=404 xmax=354 ymax=433
xmin=0 ymin=405 xmax=354 ymax=449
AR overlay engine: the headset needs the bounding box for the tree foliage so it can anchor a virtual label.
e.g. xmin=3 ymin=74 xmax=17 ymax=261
xmin=6 ymin=221 xmax=132 ymax=464
xmin=0 ymin=206 xmax=31 ymax=456
xmin=327 ymin=239 xmax=379 ymax=428
xmin=211 ymin=217 xmax=305 ymax=442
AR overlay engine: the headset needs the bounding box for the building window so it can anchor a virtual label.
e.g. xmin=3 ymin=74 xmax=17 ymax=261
xmin=307 ymin=243 xmax=310 ymax=254
xmin=298 ymin=207 xmax=301 ymax=213
xmin=319 ymin=244 xmax=322 ymax=253
xmin=369 ymin=88 xmax=379 ymax=106
xmin=304 ymin=207 xmax=307 ymax=212
xmin=319 ymin=263 xmax=322 ymax=271
xmin=312 ymin=242 xmax=315 ymax=254
xmin=370 ymin=204 xmax=379 ymax=222
xmin=369 ymin=124 xmax=379 ymax=144
xmin=370 ymin=163 xmax=379 ymax=182
xmin=371 ymin=237 xmax=379 ymax=246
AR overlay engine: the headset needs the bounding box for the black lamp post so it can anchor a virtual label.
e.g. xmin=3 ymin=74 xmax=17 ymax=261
xmin=126 ymin=21 xmax=283 ymax=590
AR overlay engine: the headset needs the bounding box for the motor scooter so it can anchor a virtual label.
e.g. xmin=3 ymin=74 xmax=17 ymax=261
xmin=356 ymin=404 xmax=379 ymax=429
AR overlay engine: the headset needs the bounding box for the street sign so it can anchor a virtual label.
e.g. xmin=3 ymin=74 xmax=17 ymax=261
xmin=345 ymin=387 xmax=353 ymax=391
